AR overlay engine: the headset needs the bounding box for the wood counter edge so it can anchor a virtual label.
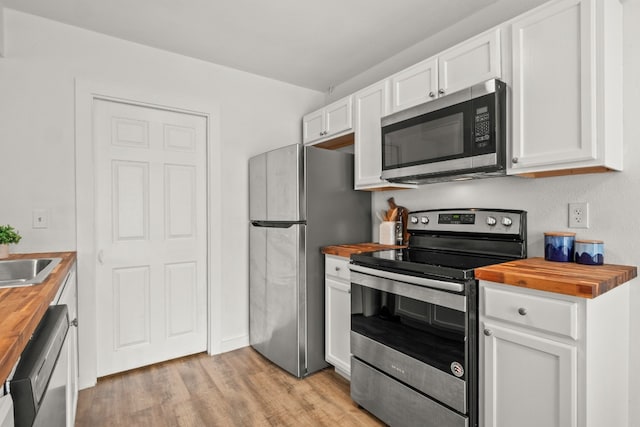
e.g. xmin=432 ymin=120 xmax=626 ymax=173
xmin=0 ymin=251 xmax=77 ymax=385
xmin=321 ymin=243 xmax=406 ymax=258
xmin=475 ymin=257 xmax=638 ymax=299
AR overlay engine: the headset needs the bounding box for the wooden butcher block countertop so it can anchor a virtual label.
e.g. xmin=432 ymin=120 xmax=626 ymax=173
xmin=475 ymin=257 xmax=637 ymax=299
xmin=0 ymin=251 xmax=76 ymax=385
xmin=321 ymin=243 xmax=406 ymax=258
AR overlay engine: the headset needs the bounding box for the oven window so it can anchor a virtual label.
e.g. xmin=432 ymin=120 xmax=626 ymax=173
xmin=383 ymin=109 xmax=467 ymax=169
xmin=351 ymin=283 xmax=466 ymax=377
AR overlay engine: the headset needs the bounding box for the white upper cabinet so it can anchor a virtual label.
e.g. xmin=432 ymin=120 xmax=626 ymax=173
xmin=390 ymin=57 xmax=439 ymax=113
xmin=354 ymin=80 xmax=416 ymax=190
xmin=508 ymin=0 xmax=622 ymax=177
xmin=302 ymin=95 xmax=353 ymax=145
xmin=302 ymin=109 xmax=324 ymax=144
xmin=438 ymin=29 xmax=502 ymax=96
xmin=390 ymin=28 xmax=502 ymax=114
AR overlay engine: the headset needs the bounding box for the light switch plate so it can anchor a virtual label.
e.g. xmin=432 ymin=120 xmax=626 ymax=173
xmin=32 ymin=209 xmax=49 ymax=229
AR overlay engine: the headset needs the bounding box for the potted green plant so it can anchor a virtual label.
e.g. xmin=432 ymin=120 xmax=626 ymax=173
xmin=0 ymin=225 xmax=22 ymax=259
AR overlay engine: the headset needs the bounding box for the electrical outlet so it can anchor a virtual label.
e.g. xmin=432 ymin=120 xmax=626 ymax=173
xmin=569 ymin=202 xmax=589 ymax=228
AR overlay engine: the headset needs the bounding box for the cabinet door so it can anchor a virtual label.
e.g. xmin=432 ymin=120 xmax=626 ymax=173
xmin=482 ymin=322 xmax=577 ymax=427
xmin=438 ymin=28 xmax=501 ymax=96
xmin=509 ymin=0 xmax=595 ymax=172
xmin=59 ymin=267 xmax=78 ymax=427
xmin=354 ymin=81 xmax=417 ymax=190
xmin=354 ymin=81 xmax=389 ymax=188
xmin=325 ymin=275 xmax=351 ymax=376
xmin=325 ymin=96 xmax=353 ymax=137
xmin=302 ymin=108 xmax=325 ymax=144
xmin=390 ymin=57 xmax=438 ymax=113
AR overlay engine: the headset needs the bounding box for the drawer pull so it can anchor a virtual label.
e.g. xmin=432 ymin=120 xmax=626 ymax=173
xmin=484 ymin=329 xmax=493 ymax=336
xmin=335 ymin=266 xmax=341 ymax=272
xmin=518 ymin=307 xmax=528 ymax=316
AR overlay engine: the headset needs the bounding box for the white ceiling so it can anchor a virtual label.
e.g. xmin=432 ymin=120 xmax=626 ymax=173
xmin=3 ymin=0 xmax=507 ymax=91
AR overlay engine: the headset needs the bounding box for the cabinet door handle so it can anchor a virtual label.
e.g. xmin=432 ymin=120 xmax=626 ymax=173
xmin=438 ymin=88 xmax=445 ymax=95
xmin=518 ymin=307 xmax=528 ymax=316
xmin=70 ymin=318 xmax=78 ymax=327
xmin=428 ymin=91 xmax=435 ymax=98
xmin=512 ymin=157 xmax=519 ymax=164
xmin=484 ymin=329 xmax=493 ymax=336
xmin=335 ymin=266 xmax=341 ymax=272
xmin=98 ymin=250 xmax=104 ymax=265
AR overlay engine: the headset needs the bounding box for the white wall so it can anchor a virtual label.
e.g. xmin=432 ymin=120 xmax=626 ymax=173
xmin=0 ymin=3 xmax=5 ymax=58
xmin=0 ymin=9 xmax=323 ymax=385
xmin=331 ymin=0 xmax=640 ymax=422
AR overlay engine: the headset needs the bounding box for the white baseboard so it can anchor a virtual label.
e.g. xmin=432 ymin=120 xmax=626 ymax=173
xmin=220 ymin=334 xmax=249 ymax=353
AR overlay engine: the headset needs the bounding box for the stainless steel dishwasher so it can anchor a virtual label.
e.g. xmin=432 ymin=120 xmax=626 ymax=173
xmin=10 ymin=305 xmax=69 ymax=427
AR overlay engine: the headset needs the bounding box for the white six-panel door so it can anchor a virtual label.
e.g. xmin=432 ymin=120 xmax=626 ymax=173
xmin=93 ymin=99 xmax=207 ymax=376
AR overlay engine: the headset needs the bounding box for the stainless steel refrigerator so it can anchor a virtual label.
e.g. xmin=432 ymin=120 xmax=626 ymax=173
xmin=249 ymin=143 xmax=371 ymax=378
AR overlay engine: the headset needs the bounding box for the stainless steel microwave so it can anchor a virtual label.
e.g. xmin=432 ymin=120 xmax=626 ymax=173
xmin=381 ymin=79 xmax=506 ymax=184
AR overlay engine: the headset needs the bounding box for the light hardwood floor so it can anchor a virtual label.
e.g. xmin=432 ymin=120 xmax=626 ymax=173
xmin=76 ymin=346 xmax=384 ymax=426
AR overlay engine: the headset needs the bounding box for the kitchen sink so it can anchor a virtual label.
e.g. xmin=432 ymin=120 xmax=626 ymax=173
xmin=0 ymin=258 xmax=62 ymax=288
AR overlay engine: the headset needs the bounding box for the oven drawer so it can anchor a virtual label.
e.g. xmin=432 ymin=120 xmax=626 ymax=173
xmin=351 ymin=331 xmax=466 ymax=413
xmin=325 ymin=255 xmax=350 ymax=281
xmin=351 ymin=357 xmax=468 ymax=427
xmin=482 ymin=284 xmax=578 ymax=339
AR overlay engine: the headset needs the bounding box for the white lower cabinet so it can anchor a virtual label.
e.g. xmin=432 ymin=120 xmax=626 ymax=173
xmin=0 ymin=393 xmax=13 ymax=427
xmin=482 ymin=322 xmax=577 ymax=427
xmin=324 ymin=255 xmax=351 ymax=378
xmin=480 ymin=280 xmax=631 ymax=427
xmin=57 ymin=264 xmax=78 ymax=427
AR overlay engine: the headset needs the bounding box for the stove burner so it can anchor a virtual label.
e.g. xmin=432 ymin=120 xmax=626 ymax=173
xmin=351 ymin=248 xmax=515 ymax=281
xmin=351 ymin=209 xmax=527 ymax=282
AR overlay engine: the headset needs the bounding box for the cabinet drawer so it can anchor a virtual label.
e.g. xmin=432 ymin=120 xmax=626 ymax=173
xmin=325 ymin=255 xmax=350 ymax=281
xmin=483 ymin=285 xmax=578 ymax=339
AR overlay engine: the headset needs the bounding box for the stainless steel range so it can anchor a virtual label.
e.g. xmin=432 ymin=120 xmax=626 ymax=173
xmin=349 ymin=208 xmax=527 ymax=427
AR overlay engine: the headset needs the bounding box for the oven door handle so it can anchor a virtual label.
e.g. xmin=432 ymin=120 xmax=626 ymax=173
xmin=348 ymin=264 xmax=464 ymax=293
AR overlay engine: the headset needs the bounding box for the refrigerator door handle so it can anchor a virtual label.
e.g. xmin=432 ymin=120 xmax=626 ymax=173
xmin=251 ymin=221 xmax=304 ymax=228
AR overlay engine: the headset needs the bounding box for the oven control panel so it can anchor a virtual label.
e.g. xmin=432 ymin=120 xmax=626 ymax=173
xmin=407 ymin=209 xmax=525 ymax=235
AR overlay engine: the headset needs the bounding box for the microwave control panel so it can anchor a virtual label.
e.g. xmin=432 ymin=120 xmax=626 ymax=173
xmin=474 ymin=105 xmax=491 ymax=146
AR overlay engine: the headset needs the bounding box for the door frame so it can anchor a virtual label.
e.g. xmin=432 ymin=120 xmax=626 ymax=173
xmin=75 ymin=78 xmax=222 ymax=389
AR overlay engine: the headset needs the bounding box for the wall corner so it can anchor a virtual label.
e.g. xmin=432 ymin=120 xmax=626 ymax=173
xmin=0 ymin=4 xmax=5 ymax=58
